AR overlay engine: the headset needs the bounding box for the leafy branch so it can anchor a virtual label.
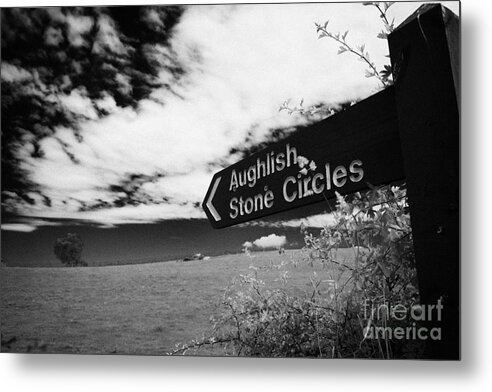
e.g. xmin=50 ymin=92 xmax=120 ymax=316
xmin=363 ymin=2 xmax=396 ymax=40
xmin=278 ymin=98 xmax=338 ymax=117
xmin=315 ymin=20 xmax=390 ymax=87
xmin=280 ymin=2 xmax=396 ymax=116
xmin=315 ymin=2 xmax=395 ymax=87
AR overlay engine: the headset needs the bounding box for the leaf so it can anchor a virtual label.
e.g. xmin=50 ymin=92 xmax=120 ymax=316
xmin=385 ymin=2 xmax=395 ymax=11
xmin=380 ymin=64 xmax=392 ymax=80
xmin=377 ymin=31 xmax=387 ymax=39
xmin=337 ymin=46 xmax=347 ymax=54
xmin=342 ymin=30 xmax=349 ymax=40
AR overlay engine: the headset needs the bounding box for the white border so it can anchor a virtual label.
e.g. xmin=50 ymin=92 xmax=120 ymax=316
xmin=1 ymin=0 xmax=491 ymax=390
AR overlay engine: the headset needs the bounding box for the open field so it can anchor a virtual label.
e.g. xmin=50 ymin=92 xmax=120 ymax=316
xmin=0 ymin=248 xmax=357 ymax=355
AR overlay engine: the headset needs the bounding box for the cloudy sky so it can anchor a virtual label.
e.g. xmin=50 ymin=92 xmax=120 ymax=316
xmin=1 ymin=1 xmax=459 ymax=265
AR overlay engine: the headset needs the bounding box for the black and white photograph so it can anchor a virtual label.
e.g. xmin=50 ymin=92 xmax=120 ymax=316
xmin=1 ymin=0 xmax=461 ymax=362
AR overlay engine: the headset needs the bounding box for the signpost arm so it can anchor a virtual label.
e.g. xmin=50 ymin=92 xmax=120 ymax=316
xmin=388 ymin=4 xmax=460 ymax=359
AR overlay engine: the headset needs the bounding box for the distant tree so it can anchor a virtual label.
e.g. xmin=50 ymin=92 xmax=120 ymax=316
xmin=53 ymin=233 xmax=86 ymax=267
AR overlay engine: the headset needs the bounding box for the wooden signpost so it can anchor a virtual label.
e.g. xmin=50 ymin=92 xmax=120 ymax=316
xmin=388 ymin=4 xmax=460 ymax=360
xmin=203 ymin=4 xmax=459 ymax=360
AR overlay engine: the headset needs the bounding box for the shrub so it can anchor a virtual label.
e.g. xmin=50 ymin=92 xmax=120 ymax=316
xmin=53 ymin=233 xmax=86 ymax=267
xmin=171 ymin=185 xmax=421 ymax=358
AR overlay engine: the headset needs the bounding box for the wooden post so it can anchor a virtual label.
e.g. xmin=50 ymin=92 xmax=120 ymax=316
xmin=388 ymin=4 xmax=460 ymax=359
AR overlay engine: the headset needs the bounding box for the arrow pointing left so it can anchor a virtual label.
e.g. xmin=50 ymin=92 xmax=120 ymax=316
xmin=205 ymin=176 xmax=222 ymax=222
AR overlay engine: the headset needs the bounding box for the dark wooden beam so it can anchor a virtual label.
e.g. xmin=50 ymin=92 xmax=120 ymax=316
xmin=388 ymin=4 xmax=460 ymax=359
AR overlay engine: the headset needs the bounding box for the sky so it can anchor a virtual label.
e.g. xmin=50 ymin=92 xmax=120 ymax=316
xmin=1 ymin=1 xmax=459 ymax=266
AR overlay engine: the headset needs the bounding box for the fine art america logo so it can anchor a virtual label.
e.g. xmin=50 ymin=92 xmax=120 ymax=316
xmin=362 ymin=299 xmax=443 ymax=341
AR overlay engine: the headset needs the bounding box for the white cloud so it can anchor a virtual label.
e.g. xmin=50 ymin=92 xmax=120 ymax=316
xmin=95 ymin=93 xmax=119 ymax=113
xmin=115 ymin=73 xmax=133 ymax=95
xmin=242 ymin=241 xmax=253 ymax=249
xmin=44 ymin=26 xmax=64 ymax=46
xmin=279 ymin=213 xmax=337 ymax=228
xmin=252 ymin=234 xmax=287 ymax=249
xmin=1 ymin=218 xmax=63 ymax=232
xmin=74 ymin=202 xmax=204 ymax=225
xmin=239 ymin=212 xmax=336 ymax=229
xmin=66 ymin=14 xmax=94 ymax=47
xmin=58 ymin=88 xmax=99 ymax=119
xmin=92 ymin=15 xmax=128 ymax=55
xmin=1 ymin=63 xmax=32 ymax=83
xmin=140 ymin=171 xmax=211 ymax=203
xmin=142 ymin=8 xmax=165 ymax=30
xmin=28 ymin=202 xmax=204 ymax=226
xmin=1 ymin=223 xmax=37 ymax=232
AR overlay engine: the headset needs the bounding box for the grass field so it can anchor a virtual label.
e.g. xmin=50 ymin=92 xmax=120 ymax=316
xmin=0 ymin=248 xmax=357 ymax=356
